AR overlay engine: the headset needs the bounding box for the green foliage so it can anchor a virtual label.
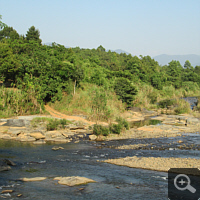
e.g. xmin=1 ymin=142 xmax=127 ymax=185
xmin=0 ymin=86 xmax=44 ymax=118
xmin=1 ymin=21 xmax=200 ymax=119
xmin=93 ymin=124 xmax=109 ymax=136
xmin=115 ymin=116 xmax=129 ymax=130
xmin=46 ymin=118 xmax=68 ymax=131
xmin=93 ymin=117 xmax=129 ymax=136
xmin=0 ymin=26 xmax=19 ymax=40
xmin=0 ymin=15 xmax=7 ymax=30
xmin=109 ymin=124 xmax=122 ymax=134
xmin=26 ymin=26 xmax=42 ymax=44
xmin=147 ymin=92 xmax=158 ymax=104
xmin=158 ymin=99 xmax=177 ymax=108
xmin=114 ymin=77 xmax=138 ymax=107
xmin=174 ymin=101 xmax=191 ymax=114
xmin=91 ymin=88 xmax=111 ymax=121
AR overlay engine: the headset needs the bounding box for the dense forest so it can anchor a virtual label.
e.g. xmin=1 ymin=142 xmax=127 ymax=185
xmin=0 ymin=15 xmax=200 ymax=120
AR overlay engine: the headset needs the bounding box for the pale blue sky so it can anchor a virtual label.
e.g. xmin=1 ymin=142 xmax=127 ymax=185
xmin=0 ymin=0 xmax=200 ymax=56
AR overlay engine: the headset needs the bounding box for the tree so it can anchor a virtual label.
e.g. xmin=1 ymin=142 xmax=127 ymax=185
xmin=97 ymin=45 xmax=105 ymax=52
xmin=26 ymin=26 xmax=42 ymax=44
xmin=0 ymin=15 xmax=7 ymax=30
xmin=114 ymin=77 xmax=138 ymax=107
xmin=0 ymin=26 xmax=19 ymax=40
xmin=184 ymin=60 xmax=192 ymax=69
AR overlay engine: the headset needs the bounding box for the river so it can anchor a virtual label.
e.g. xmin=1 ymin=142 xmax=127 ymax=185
xmin=0 ymin=132 xmax=199 ymax=200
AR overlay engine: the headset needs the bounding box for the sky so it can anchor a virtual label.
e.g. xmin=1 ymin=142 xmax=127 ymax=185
xmin=0 ymin=0 xmax=200 ymax=57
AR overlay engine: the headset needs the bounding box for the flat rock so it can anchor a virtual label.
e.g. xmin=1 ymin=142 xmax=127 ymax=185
xmin=16 ymin=134 xmax=36 ymax=142
xmin=6 ymin=119 xmax=30 ymax=127
xmin=69 ymin=125 xmax=85 ymax=130
xmin=0 ymin=160 xmax=11 ymax=172
xmin=7 ymin=129 xmax=22 ymax=136
xmin=0 ymin=122 xmax=6 ymax=126
xmin=89 ymin=135 xmax=97 ymax=141
xmin=53 ymin=176 xmax=96 ymax=186
xmin=45 ymin=131 xmax=62 ymax=138
xmin=3 ymin=159 xmax=16 ymax=166
xmin=20 ymin=177 xmax=47 ymax=182
xmin=52 ymin=138 xmax=71 ymax=143
xmin=52 ymin=146 xmax=64 ymax=150
xmin=1 ymin=190 xmax=13 ymax=193
xmin=30 ymin=132 xmax=45 ymax=140
xmin=0 ymin=134 xmax=12 ymax=140
xmin=0 ymin=126 xmax=9 ymax=133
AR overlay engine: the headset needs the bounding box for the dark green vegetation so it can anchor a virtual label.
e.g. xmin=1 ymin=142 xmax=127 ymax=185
xmin=31 ymin=117 xmax=71 ymax=131
xmin=93 ymin=117 xmax=130 ymax=136
xmin=1 ymin=15 xmax=200 ymax=119
xmin=46 ymin=119 xmax=68 ymax=131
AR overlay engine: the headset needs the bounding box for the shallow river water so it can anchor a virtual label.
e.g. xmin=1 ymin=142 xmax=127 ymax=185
xmin=0 ymin=133 xmax=200 ymax=200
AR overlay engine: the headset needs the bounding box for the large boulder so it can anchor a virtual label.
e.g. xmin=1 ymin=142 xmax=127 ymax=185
xmin=6 ymin=119 xmax=30 ymax=127
xmin=53 ymin=176 xmax=96 ymax=186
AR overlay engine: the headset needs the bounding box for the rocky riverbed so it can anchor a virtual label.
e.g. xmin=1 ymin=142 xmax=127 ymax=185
xmin=0 ymin=115 xmax=91 ymax=144
xmin=0 ymin=110 xmax=200 ymax=199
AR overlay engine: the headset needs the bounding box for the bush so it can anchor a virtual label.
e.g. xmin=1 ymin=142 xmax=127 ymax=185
xmin=93 ymin=124 xmax=110 ymax=136
xmin=174 ymin=100 xmax=191 ymax=114
xmin=92 ymin=117 xmax=129 ymax=136
xmin=109 ymin=124 xmax=122 ymax=134
xmin=158 ymin=99 xmax=177 ymax=108
xmin=46 ymin=119 xmax=68 ymax=131
xmin=115 ymin=117 xmax=129 ymax=130
xmin=147 ymin=92 xmax=158 ymax=104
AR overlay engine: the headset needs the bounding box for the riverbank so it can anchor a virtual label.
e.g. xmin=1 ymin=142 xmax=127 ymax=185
xmin=0 ymin=110 xmax=200 ymax=143
xmin=97 ymin=113 xmax=200 ymax=141
xmin=103 ymin=156 xmax=200 ymax=175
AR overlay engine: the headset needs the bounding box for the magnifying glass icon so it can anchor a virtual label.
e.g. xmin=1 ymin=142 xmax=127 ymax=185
xmin=174 ymin=174 xmax=196 ymax=193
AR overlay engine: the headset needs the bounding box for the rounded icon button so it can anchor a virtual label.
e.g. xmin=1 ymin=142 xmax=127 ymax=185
xmin=174 ymin=174 xmax=196 ymax=193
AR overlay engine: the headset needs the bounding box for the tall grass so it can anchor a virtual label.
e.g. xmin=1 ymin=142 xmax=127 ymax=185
xmin=133 ymin=82 xmax=200 ymax=111
xmin=0 ymin=86 xmax=44 ymax=118
xmin=50 ymin=83 xmax=125 ymax=122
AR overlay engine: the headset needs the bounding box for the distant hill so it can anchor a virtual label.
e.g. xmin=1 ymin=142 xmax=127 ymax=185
xmin=153 ymin=54 xmax=200 ymax=67
xmin=112 ymin=49 xmax=131 ymax=55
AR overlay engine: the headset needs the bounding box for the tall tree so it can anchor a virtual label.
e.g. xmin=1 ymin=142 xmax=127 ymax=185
xmin=184 ymin=60 xmax=193 ymax=70
xmin=0 ymin=15 xmax=7 ymax=30
xmin=26 ymin=26 xmax=42 ymax=44
xmin=0 ymin=26 xmax=19 ymax=40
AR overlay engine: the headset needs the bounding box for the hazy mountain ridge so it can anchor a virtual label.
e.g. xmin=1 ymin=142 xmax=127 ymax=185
xmin=44 ymin=42 xmax=200 ymax=67
xmin=153 ymin=54 xmax=200 ymax=67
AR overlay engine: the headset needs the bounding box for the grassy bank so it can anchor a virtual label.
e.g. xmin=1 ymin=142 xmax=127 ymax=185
xmin=49 ymin=83 xmax=125 ymax=122
xmin=0 ymin=87 xmax=45 ymax=118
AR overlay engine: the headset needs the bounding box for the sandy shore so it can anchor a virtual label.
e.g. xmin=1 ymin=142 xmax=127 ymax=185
xmin=103 ymin=156 xmax=200 ymax=175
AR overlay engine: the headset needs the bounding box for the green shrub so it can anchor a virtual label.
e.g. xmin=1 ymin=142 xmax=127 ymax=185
xmin=147 ymin=92 xmax=158 ymax=104
xmin=115 ymin=117 xmax=129 ymax=130
xmin=173 ymin=99 xmax=191 ymax=114
xmin=109 ymin=124 xmax=122 ymax=134
xmin=46 ymin=119 xmax=69 ymax=131
xmin=93 ymin=124 xmax=110 ymax=136
xmin=158 ymin=99 xmax=177 ymax=108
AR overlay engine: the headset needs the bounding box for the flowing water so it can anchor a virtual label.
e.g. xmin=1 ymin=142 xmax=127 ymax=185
xmin=182 ymin=96 xmax=199 ymax=110
xmin=0 ymin=133 xmax=200 ymax=200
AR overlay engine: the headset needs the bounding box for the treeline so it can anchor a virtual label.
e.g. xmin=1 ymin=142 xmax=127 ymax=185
xmin=0 ymin=20 xmax=200 ymax=117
